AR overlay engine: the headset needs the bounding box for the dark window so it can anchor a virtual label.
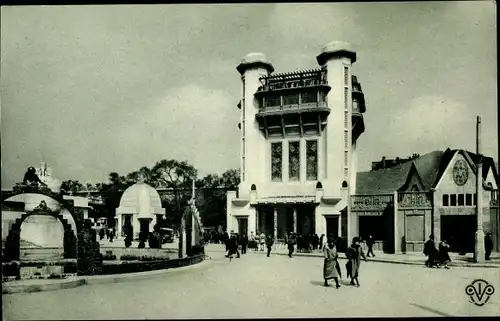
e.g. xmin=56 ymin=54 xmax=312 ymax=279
xmin=288 ymin=141 xmax=300 ymax=181
xmin=473 ymin=193 xmax=477 ymax=205
xmin=465 ymin=194 xmax=472 ymax=206
xmin=306 ymin=140 xmax=318 ymax=180
xmin=458 ymin=194 xmax=465 ymax=206
xmin=271 ymin=142 xmax=283 ymax=181
xmin=442 ymin=194 xmax=449 ymax=206
xmin=342 ymin=181 xmax=348 ymax=188
xmin=266 ymin=95 xmax=281 ymax=107
xmin=301 ymin=91 xmax=317 ymax=104
xmin=283 ymin=93 xmax=299 ymax=106
xmin=450 ymin=194 xmax=457 ymax=206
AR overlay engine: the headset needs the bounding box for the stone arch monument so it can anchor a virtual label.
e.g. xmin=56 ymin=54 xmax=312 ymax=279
xmin=178 ymin=199 xmax=204 ymax=258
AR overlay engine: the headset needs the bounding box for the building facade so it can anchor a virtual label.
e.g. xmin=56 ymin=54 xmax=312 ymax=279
xmin=353 ymin=148 xmax=499 ymax=253
xmin=226 ymin=41 xmax=366 ymax=243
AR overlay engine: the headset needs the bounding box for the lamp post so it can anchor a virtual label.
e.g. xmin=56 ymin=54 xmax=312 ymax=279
xmin=474 ymin=115 xmax=485 ymax=263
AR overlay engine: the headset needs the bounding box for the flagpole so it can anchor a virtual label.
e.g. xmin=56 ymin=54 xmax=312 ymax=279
xmin=474 ymin=115 xmax=485 ymax=263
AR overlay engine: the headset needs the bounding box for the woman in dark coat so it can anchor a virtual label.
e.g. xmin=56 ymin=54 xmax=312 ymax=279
xmin=323 ymin=240 xmax=342 ymax=288
xmin=424 ymin=235 xmax=440 ymax=268
xmin=346 ymin=237 xmax=367 ymax=287
xmin=438 ymin=239 xmax=451 ymax=269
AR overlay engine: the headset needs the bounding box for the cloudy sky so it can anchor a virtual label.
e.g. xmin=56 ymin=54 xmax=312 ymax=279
xmin=1 ymin=2 xmax=497 ymax=188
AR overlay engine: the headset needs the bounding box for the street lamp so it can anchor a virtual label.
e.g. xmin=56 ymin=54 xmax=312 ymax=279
xmin=474 ymin=115 xmax=485 ymax=263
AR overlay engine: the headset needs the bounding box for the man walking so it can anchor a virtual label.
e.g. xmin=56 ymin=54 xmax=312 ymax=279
xmin=259 ymin=231 xmax=266 ymax=251
xmin=366 ymin=235 xmax=375 ymax=257
xmin=423 ymin=235 xmax=439 ymax=268
xmin=266 ymin=233 xmax=274 ymax=257
xmin=288 ymin=232 xmax=297 ymax=258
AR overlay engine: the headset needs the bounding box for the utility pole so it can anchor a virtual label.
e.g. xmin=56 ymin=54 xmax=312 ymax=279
xmin=474 ymin=115 xmax=485 ymax=263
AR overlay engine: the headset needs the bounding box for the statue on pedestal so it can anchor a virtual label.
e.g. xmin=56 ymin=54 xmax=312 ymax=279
xmin=23 ymin=167 xmax=46 ymax=188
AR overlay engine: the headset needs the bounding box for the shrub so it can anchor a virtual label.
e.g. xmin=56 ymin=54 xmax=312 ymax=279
xmin=119 ymin=254 xmax=139 ymax=261
xmin=102 ymin=253 xmax=117 ymax=260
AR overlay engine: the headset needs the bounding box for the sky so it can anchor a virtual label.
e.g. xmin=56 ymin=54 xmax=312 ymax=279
xmin=1 ymin=2 xmax=497 ymax=189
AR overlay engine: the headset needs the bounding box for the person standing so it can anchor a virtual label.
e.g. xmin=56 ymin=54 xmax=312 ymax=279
xmin=266 ymin=233 xmax=274 ymax=257
xmin=99 ymin=228 xmax=105 ymax=241
xmin=485 ymin=233 xmax=493 ymax=261
xmin=346 ymin=237 xmax=367 ymax=287
xmin=225 ymin=234 xmax=240 ymax=260
xmin=423 ymin=235 xmax=439 ymax=268
xmin=366 ymin=235 xmax=375 ymax=257
xmin=241 ymin=233 xmax=248 ymax=255
xmin=438 ymin=239 xmax=451 ymax=269
xmin=312 ymin=233 xmax=319 ymax=251
xmin=323 ymin=239 xmax=341 ymax=288
xmin=319 ymin=234 xmax=325 ymax=250
xmin=259 ymin=231 xmax=266 ymax=251
xmin=288 ymin=232 xmax=297 ymax=258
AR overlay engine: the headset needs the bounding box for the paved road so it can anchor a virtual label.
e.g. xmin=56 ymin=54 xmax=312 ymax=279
xmin=3 ymin=247 xmax=499 ymax=319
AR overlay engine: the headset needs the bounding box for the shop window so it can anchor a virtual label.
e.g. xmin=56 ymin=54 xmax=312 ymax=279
xmin=306 ymin=140 xmax=318 ymax=180
xmin=465 ymin=194 xmax=472 ymax=206
xmin=271 ymin=142 xmax=283 ymax=181
xmin=458 ymin=194 xmax=465 ymax=206
xmin=442 ymin=194 xmax=449 ymax=206
xmin=288 ymin=141 xmax=300 ymax=181
xmin=450 ymin=194 xmax=457 ymax=206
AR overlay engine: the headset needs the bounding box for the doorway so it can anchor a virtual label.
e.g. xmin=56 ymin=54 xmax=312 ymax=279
xmin=440 ymin=215 xmax=476 ymax=253
xmin=237 ymin=217 xmax=248 ymax=236
xmin=326 ymin=216 xmax=339 ymax=239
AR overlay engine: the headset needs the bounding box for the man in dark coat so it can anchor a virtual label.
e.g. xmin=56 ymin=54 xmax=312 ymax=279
xmin=266 ymin=233 xmax=274 ymax=257
xmin=312 ymin=234 xmax=319 ymax=251
xmin=366 ymin=235 xmax=375 ymax=257
xmin=288 ymin=232 xmax=297 ymax=258
xmin=346 ymin=237 xmax=367 ymax=286
xmin=240 ymin=234 xmax=248 ymax=255
xmin=225 ymin=234 xmax=240 ymax=260
xmin=485 ymin=233 xmax=493 ymax=260
xmin=424 ymin=235 xmax=439 ymax=268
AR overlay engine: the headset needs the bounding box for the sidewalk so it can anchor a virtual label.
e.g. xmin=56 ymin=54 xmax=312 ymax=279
xmin=205 ymin=244 xmax=500 ymax=268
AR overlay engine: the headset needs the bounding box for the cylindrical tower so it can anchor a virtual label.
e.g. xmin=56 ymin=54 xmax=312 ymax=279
xmin=316 ymin=41 xmax=357 ymax=198
xmin=236 ymin=53 xmax=274 ymax=199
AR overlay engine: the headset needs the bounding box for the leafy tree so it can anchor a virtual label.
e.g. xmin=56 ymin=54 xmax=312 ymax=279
xmin=61 ymin=180 xmax=85 ymax=194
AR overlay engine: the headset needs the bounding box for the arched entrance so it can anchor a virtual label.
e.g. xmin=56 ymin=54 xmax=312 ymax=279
xmin=178 ymin=201 xmax=204 ymax=258
xmin=2 ymin=189 xmax=97 ymax=275
xmin=3 ymin=200 xmax=77 ymax=261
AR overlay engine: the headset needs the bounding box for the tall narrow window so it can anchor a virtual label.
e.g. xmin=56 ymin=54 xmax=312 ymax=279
xmin=271 ymin=142 xmax=283 ymax=181
xmin=344 ymin=111 xmax=349 ymax=128
xmin=458 ymin=194 xmax=465 ymax=206
xmin=267 ymin=94 xmax=281 ymax=107
xmin=344 ymin=67 xmax=349 ymax=86
xmin=344 ymin=88 xmax=349 ymax=110
xmin=465 ymin=194 xmax=472 ymax=206
xmin=301 ymin=91 xmax=317 ymax=104
xmin=283 ymin=93 xmax=299 ymax=106
xmin=450 ymin=194 xmax=457 ymax=206
xmin=344 ymin=151 xmax=349 ymax=166
xmin=306 ymin=140 xmax=318 ymax=180
xmin=289 ymin=141 xmax=300 ymax=181
xmin=442 ymin=194 xmax=449 ymax=206
xmin=319 ymin=92 xmax=327 ymax=103
xmin=344 ymin=131 xmax=349 ymax=149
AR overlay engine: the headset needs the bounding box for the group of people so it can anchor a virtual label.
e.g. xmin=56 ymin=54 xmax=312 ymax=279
xmin=98 ymin=226 xmax=116 ymax=243
xmin=322 ymin=236 xmax=367 ymax=288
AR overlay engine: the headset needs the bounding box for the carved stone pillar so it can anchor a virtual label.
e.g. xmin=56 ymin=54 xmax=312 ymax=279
xmin=293 ymin=208 xmax=298 ymax=234
xmin=274 ymin=207 xmax=278 ymax=241
xmin=255 ymin=208 xmax=260 ymax=234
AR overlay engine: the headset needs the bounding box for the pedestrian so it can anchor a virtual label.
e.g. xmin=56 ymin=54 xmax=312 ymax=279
xmin=423 ymin=235 xmax=439 ymax=268
xmin=249 ymin=231 xmax=257 ymax=251
xmin=323 ymin=239 xmax=342 ymax=288
xmin=259 ymin=231 xmax=266 ymax=251
xmin=366 ymin=235 xmax=375 ymax=257
xmin=241 ymin=233 xmax=248 ymax=255
xmin=99 ymin=228 xmax=105 ymax=241
xmin=319 ymin=234 xmax=325 ymax=250
xmin=438 ymin=239 xmax=451 ymax=269
xmin=266 ymin=233 xmax=274 ymax=257
xmin=288 ymin=232 xmax=297 ymax=258
xmin=312 ymin=233 xmax=319 ymax=251
xmin=109 ymin=228 xmax=114 ymax=243
xmin=225 ymin=234 xmax=240 ymax=260
xmin=346 ymin=237 xmax=367 ymax=287
xmin=485 ymin=233 xmax=493 ymax=260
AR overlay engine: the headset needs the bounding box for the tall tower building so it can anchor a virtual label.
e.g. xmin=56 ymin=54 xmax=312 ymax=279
xmin=227 ymin=41 xmax=366 ymax=246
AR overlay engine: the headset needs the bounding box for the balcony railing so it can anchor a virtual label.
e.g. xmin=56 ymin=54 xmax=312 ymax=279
xmin=257 ymin=69 xmax=328 ymax=93
xmin=257 ymin=101 xmax=329 ymax=115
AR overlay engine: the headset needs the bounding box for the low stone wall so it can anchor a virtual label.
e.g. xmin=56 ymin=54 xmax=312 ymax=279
xmin=100 ymin=254 xmax=204 ymax=275
xmin=99 ymin=247 xmax=179 ymax=260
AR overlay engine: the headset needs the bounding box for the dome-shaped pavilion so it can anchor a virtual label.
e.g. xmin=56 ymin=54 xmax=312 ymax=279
xmin=116 ymin=183 xmax=165 ymax=238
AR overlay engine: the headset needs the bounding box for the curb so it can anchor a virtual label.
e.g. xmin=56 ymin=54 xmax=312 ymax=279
xmin=2 ymin=258 xmax=211 ymax=294
xmin=2 ymin=278 xmax=86 ymax=294
xmin=248 ymin=250 xmax=500 ymax=268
